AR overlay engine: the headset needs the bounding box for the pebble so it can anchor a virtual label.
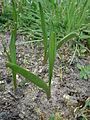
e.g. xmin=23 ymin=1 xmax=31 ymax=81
xmin=63 ymin=94 xmax=78 ymax=107
xmin=0 ymin=81 xmax=4 ymax=84
xmin=19 ymin=113 xmax=24 ymax=119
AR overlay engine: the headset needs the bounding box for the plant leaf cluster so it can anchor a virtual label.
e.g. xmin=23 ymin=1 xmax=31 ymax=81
xmin=2 ymin=0 xmax=90 ymax=98
xmin=77 ymin=64 xmax=90 ymax=80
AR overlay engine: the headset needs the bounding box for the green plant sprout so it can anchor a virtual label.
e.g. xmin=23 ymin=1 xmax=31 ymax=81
xmin=6 ymin=31 xmax=56 ymax=99
xmin=6 ymin=1 xmax=81 ymax=98
xmin=49 ymin=112 xmax=63 ymax=120
xmin=77 ymin=64 xmax=90 ymax=80
xmin=6 ymin=30 xmax=79 ymax=98
xmin=5 ymin=0 xmax=89 ymax=99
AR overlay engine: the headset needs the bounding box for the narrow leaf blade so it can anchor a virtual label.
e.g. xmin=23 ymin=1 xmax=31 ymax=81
xmin=9 ymin=0 xmax=17 ymax=90
xmin=57 ymin=32 xmax=78 ymax=49
xmin=6 ymin=62 xmax=49 ymax=95
xmin=49 ymin=32 xmax=56 ymax=86
xmin=39 ymin=2 xmax=48 ymax=63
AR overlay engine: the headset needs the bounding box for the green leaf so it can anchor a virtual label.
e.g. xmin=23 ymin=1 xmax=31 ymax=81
xmin=9 ymin=0 xmax=17 ymax=64
xmin=77 ymin=64 xmax=82 ymax=70
xmin=12 ymin=0 xmax=17 ymax=24
xmin=78 ymin=64 xmax=90 ymax=79
xmin=80 ymin=71 xmax=84 ymax=79
xmin=84 ymin=74 xmax=87 ymax=80
xmin=80 ymin=35 xmax=90 ymax=39
xmin=81 ymin=49 xmax=86 ymax=53
xmin=83 ymin=30 xmax=90 ymax=34
xmin=9 ymin=29 xmax=17 ymax=63
xmin=49 ymin=32 xmax=56 ymax=87
xmin=9 ymin=0 xmax=17 ymax=90
xmin=6 ymin=62 xmax=50 ymax=97
xmin=57 ymin=32 xmax=78 ymax=49
xmin=39 ymin=2 xmax=48 ymax=64
xmin=49 ymin=114 xmax=55 ymax=120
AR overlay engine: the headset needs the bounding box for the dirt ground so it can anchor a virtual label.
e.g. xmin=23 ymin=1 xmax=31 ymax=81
xmin=0 ymin=33 xmax=90 ymax=120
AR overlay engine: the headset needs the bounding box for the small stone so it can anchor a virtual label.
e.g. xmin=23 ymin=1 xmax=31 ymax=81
xmin=19 ymin=113 xmax=24 ymax=119
xmin=0 ymin=80 xmax=4 ymax=84
xmin=0 ymin=51 xmax=2 ymax=55
xmin=63 ymin=94 xmax=78 ymax=107
xmin=63 ymin=94 xmax=70 ymax=100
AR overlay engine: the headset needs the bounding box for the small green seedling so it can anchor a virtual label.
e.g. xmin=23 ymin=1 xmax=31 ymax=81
xmin=5 ymin=1 xmax=85 ymax=99
xmin=6 ymin=31 xmax=56 ymax=99
xmin=77 ymin=64 xmax=90 ymax=80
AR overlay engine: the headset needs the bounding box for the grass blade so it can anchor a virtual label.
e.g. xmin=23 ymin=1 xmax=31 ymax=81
xmin=57 ymin=32 xmax=78 ymax=49
xmin=39 ymin=2 xmax=48 ymax=64
xmin=49 ymin=32 xmax=56 ymax=90
xmin=10 ymin=0 xmax=17 ymax=63
xmin=6 ymin=62 xmax=50 ymax=97
xmin=9 ymin=30 xmax=17 ymax=63
xmin=49 ymin=114 xmax=55 ymax=120
xmin=12 ymin=0 xmax=17 ymax=24
xmin=9 ymin=0 xmax=17 ymax=90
